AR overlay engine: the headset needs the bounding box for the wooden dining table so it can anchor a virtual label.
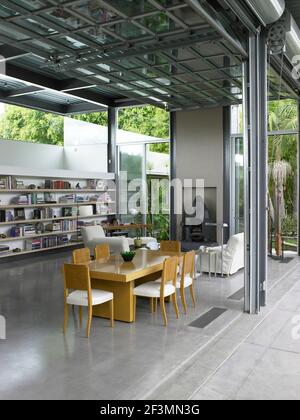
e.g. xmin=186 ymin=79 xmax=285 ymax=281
xmin=89 ymin=249 xmax=183 ymax=323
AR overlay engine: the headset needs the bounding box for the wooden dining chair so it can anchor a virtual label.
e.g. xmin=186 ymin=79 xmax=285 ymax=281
xmin=72 ymin=248 xmax=91 ymax=265
xmin=95 ymin=244 xmax=110 ymax=260
xmin=160 ymin=240 xmax=181 ymax=253
xmin=133 ymin=256 xmax=179 ymax=326
xmin=177 ymin=251 xmax=196 ymax=314
xmin=63 ymin=264 xmax=114 ymax=338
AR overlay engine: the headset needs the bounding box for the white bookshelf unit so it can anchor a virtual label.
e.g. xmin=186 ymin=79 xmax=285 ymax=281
xmin=0 ymin=166 xmax=116 ymax=259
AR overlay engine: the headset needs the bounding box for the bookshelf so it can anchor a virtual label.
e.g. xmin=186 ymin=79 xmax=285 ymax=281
xmin=0 ymin=168 xmax=116 ymax=259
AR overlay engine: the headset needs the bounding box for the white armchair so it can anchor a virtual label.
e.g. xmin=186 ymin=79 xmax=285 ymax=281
xmin=197 ymin=233 xmax=245 ymax=276
xmin=81 ymin=226 xmax=130 ymax=256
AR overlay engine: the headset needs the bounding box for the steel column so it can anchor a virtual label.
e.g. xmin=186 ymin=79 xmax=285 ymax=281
xmin=298 ymin=101 xmax=300 ymax=257
xmin=108 ymin=108 xmax=117 ymax=174
xmin=170 ymin=111 xmax=177 ymax=240
xmin=244 ymin=31 xmax=268 ymax=314
xmin=223 ymin=106 xmax=231 ymax=243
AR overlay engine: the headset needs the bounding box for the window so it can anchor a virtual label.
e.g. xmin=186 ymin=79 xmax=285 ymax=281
xmin=117 ymin=106 xmax=170 ymax=240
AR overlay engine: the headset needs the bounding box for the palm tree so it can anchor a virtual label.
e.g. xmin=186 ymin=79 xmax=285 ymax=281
xmin=268 ymin=99 xmax=298 ymax=256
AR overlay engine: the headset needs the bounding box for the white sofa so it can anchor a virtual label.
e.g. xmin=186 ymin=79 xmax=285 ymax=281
xmin=81 ymin=226 xmax=157 ymax=255
xmin=81 ymin=226 xmax=130 ymax=255
xmin=197 ymin=233 xmax=245 ymax=276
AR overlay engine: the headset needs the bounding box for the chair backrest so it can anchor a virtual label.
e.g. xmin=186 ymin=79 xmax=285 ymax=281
xmin=160 ymin=256 xmax=178 ymax=294
xmin=81 ymin=226 xmax=106 ymax=244
xmin=160 ymin=240 xmax=181 ymax=253
xmin=63 ymin=264 xmax=91 ymax=294
xmin=95 ymin=244 xmax=110 ymax=260
xmin=224 ymin=233 xmax=244 ymax=258
xmin=72 ymin=248 xmax=91 ymax=264
xmin=181 ymin=251 xmax=195 ymax=280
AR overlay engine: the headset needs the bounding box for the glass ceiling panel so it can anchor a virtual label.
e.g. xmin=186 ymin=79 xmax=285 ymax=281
xmin=106 ymin=0 xmax=157 ymax=17
xmin=84 ymin=30 xmax=116 ymax=46
xmin=0 ymin=5 xmax=18 ymax=18
xmin=138 ymin=13 xmax=179 ymax=34
xmin=18 ymin=19 xmax=57 ymax=36
xmin=112 ymin=22 xmax=147 ymax=39
xmin=75 ymin=4 xmax=116 ymax=24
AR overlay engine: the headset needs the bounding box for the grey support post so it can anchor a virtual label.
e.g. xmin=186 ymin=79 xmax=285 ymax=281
xmin=244 ymin=31 xmax=268 ymax=314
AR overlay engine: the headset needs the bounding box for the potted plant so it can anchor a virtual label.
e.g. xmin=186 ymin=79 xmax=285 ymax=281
xmin=130 ymin=208 xmax=143 ymax=248
xmin=121 ymin=251 xmax=136 ymax=262
xmin=134 ymin=229 xmax=143 ymax=248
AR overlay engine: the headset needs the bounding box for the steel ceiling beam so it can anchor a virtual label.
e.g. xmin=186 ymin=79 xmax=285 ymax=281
xmin=5 ymin=86 xmax=44 ymax=98
xmin=184 ymin=0 xmax=248 ymax=58
xmin=218 ymin=0 xmax=260 ymax=33
xmin=0 ymin=89 xmax=67 ymax=114
xmin=50 ymin=32 xmax=221 ymax=72
xmin=4 ymin=62 xmax=115 ymax=107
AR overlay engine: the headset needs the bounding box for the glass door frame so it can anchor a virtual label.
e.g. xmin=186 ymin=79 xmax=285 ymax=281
xmin=230 ymin=134 xmax=244 ymax=237
xmin=116 ymin=140 xmax=171 ymax=235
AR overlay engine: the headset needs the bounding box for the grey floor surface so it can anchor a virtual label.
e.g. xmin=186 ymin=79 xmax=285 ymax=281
xmin=0 ymin=251 xmax=299 ymax=400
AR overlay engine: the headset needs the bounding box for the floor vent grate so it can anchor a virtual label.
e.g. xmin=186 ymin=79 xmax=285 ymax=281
xmin=189 ymin=308 xmax=227 ymax=329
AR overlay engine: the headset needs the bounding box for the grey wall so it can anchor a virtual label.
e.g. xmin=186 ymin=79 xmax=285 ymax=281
xmin=175 ymin=108 xmax=224 ymax=241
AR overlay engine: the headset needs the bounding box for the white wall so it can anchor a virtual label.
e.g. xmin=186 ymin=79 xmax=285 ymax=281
xmin=175 ymin=108 xmax=224 ymax=240
xmin=0 ymin=139 xmax=108 ymax=174
xmin=64 ymin=144 xmax=108 ymax=172
xmin=0 ymin=140 xmax=64 ymax=170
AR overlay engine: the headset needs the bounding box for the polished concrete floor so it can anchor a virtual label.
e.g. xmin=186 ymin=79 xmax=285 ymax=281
xmin=0 ymin=251 xmax=299 ymax=400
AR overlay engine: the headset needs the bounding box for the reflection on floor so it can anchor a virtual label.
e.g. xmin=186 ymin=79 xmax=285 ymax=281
xmin=0 ymin=252 xmax=299 ymax=400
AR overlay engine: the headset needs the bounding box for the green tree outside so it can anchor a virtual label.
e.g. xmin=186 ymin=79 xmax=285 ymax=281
xmin=0 ymin=104 xmax=170 ymax=147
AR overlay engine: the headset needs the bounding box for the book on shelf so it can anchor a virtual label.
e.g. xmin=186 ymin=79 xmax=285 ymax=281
xmin=23 ymin=225 xmax=37 ymax=237
xmin=14 ymin=208 xmax=25 ymax=221
xmin=25 ymin=234 xmax=69 ymax=251
xmin=53 ymin=181 xmax=71 ymax=190
xmin=0 ymin=210 xmax=14 ymax=223
xmin=10 ymin=195 xmax=29 ymax=205
xmin=0 ymin=176 xmax=23 ymax=190
xmin=59 ymin=194 xmax=76 ymax=204
xmin=0 ymin=245 xmax=10 ymax=253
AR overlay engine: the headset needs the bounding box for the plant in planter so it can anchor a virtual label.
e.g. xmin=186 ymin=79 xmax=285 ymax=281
xmin=121 ymin=251 xmax=136 ymax=262
xmin=134 ymin=229 xmax=143 ymax=248
xmin=130 ymin=208 xmax=143 ymax=248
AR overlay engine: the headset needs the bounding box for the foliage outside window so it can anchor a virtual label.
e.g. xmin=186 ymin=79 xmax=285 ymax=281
xmin=268 ymin=99 xmax=298 ymax=255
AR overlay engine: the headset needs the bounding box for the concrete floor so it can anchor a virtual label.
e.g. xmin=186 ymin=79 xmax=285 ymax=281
xmin=0 ymin=251 xmax=299 ymax=400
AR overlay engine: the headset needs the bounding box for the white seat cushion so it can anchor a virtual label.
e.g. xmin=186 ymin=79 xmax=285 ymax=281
xmin=176 ymin=275 xmax=193 ymax=289
xmin=156 ymin=274 xmax=193 ymax=289
xmin=67 ymin=289 xmax=113 ymax=307
xmin=134 ymin=281 xmax=175 ymax=298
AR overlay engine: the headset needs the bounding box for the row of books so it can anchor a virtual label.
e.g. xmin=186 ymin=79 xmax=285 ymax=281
xmin=45 ymin=180 xmax=72 ymax=190
xmin=0 ymin=176 xmax=23 ymax=190
xmin=7 ymin=220 xmax=79 ymax=239
xmin=25 ymin=235 xmax=69 ymax=251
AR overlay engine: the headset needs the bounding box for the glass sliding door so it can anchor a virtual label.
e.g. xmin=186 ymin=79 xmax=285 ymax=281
xmin=118 ymin=144 xmax=146 ymax=225
xmin=231 ymin=136 xmax=244 ymax=235
xmin=268 ymin=134 xmax=298 ymax=257
xmin=146 ymin=143 xmax=170 ymax=240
